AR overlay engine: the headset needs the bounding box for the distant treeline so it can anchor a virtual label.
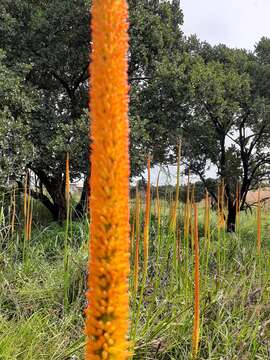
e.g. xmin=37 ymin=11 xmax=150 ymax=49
xmin=130 ymin=179 xmax=218 ymax=203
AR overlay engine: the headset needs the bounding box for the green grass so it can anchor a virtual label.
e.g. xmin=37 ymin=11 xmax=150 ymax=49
xmin=1 ymin=204 xmax=270 ymax=359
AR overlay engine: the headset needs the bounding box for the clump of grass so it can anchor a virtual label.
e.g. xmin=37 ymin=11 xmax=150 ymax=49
xmin=0 ymin=222 xmax=88 ymax=359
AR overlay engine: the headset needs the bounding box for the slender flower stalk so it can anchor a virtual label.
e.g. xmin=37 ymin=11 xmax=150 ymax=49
xmin=171 ymin=141 xmax=181 ymax=233
xmin=130 ymin=211 xmax=135 ymax=254
xmin=224 ymin=193 xmax=228 ymax=226
xmin=204 ymin=190 xmax=209 ymax=246
xmin=221 ymin=179 xmax=225 ymax=229
xmin=204 ymin=190 xmax=207 ymax=240
xmin=257 ymin=186 xmax=261 ymax=254
xmin=217 ymin=182 xmax=222 ymax=281
xmin=65 ymin=152 xmax=70 ymax=205
xmin=28 ymin=198 xmax=33 ymax=241
xmin=184 ymin=170 xmax=190 ymax=243
xmin=203 ymin=189 xmax=211 ymax=290
xmin=85 ymin=0 xmax=130 ymax=358
xmin=171 ymin=144 xmax=181 ymax=279
xmin=184 ymin=171 xmax=191 ymax=301
xmin=26 ymin=184 xmax=31 ymax=238
xmin=22 ymin=171 xmax=29 ymax=261
xmin=156 ymin=169 xmax=161 ymax=231
xmin=176 ymin=219 xmax=181 ymax=263
xmin=143 ymin=156 xmax=151 ymax=273
xmin=191 ymin=184 xmax=195 ymax=250
xmin=192 ymin=203 xmax=200 ymax=359
xmin=23 ymin=171 xmax=28 ymax=221
xmin=133 ymin=183 xmax=141 ymax=294
xmin=24 ymin=172 xmax=32 ymax=242
xmin=217 ymin=183 xmax=220 ymax=219
xmin=153 ymin=168 xmax=163 ymax=296
xmin=235 ymin=183 xmax=239 ymax=218
xmin=131 ymin=157 xmax=150 ymax=341
xmin=236 ymin=181 xmax=241 ymax=231
xmin=11 ymin=187 xmax=16 ymax=236
xmin=64 ymin=152 xmax=70 ymax=311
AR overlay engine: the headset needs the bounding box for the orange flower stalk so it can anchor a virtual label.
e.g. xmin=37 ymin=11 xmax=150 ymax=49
xmin=235 ymin=182 xmax=239 ymax=213
xmin=64 ymin=152 xmax=71 ymax=311
xmin=130 ymin=212 xmax=135 ymax=253
xmin=85 ymin=0 xmax=130 ymax=359
xmin=11 ymin=188 xmax=16 ymax=236
xmin=28 ymin=198 xmax=33 ymax=241
xmin=24 ymin=171 xmax=32 ymax=241
xmin=184 ymin=170 xmax=191 ymax=243
xmin=171 ymin=141 xmax=181 ymax=233
xmin=204 ymin=190 xmax=210 ymax=247
xmin=65 ymin=152 xmax=70 ymax=206
xmin=257 ymin=186 xmax=261 ymax=254
xmin=156 ymin=169 xmax=161 ymax=230
xmin=220 ymin=179 xmax=225 ymax=229
xmin=23 ymin=171 xmax=28 ymax=220
xmin=143 ymin=156 xmax=151 ymax=272
xmin=190 ymin=184 xmax=195 ymax=250
xmin=192 ymin=203 xmax=200 ymax=359
xmin=133 ymin=183 xmax=141 ymax=294
xmin=217 ymin=182 xmax=221 ymax=229
xmin=176 ymin=219 xmax=181 ymax=263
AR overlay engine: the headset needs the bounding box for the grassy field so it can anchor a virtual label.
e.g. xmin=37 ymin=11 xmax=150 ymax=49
xmin=1 ymin=200 xmax=270 ymax=359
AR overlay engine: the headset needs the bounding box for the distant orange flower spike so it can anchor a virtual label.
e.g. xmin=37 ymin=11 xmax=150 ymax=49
xmin=65 ymin=152 xmax=70 ymax=203
xmin=85 ymin=0 xmax=130 ymax=359
xmin=192 ymin=204 xmax=200 ymax=359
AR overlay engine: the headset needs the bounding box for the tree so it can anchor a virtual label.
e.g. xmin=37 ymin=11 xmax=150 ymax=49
xmin=188 ymin=46 xmax=270 ymax=231
xmin=150 ymin=43 xmax=270 ymax=231
xmin=0 ymin=50 xmax=35 ymax=184
xmin=0 ymin=0 xmax=91 ymax=220
xmin=0 ymin=0 xmax=184 ymax=221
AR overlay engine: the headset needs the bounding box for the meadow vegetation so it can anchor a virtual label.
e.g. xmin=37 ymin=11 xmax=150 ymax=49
xmin=1 ymin=1 xmax=270 ymax=359
xmin=0 ymin=191 xmax=270 ymax=359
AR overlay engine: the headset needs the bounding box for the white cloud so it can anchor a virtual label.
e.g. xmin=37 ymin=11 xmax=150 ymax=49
xmin=181 ymin=0 xmax=270 ymax=50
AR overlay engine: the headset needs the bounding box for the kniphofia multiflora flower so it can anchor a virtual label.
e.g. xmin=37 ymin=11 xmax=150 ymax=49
xmin=85 ymin=0 xmax=130 ymax=359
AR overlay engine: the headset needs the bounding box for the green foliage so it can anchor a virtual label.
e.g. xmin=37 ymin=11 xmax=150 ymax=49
xmin=144 ymin=40 xmax=270 ymax=229
xmin=0 ymin=224 xmax=87 ymax=359
xmin=0 ymin=0 xmax=184 ymax=218
xmin=186 ymin=46 xmax=270 ymax=188
xmin=0 ymin=0 xmax=184 ymax=179
xmin=0 ymin=50 xmax=35 ymax=183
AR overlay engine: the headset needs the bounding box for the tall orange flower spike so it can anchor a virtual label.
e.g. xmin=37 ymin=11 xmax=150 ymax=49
xmin=133 ymin=183 xmax=141 ymax=294
xmin=85 ymin=0 xmax=130 ymax=359
xmin=65 ymin=152 xmax=70 ymax=205
xmin=257 ymin=186 xmax=262 ymax=254
xmin=192 ymin=204 xmax=200 ymax=359
xmin=143 ymin=156 xmax=151 ymax=272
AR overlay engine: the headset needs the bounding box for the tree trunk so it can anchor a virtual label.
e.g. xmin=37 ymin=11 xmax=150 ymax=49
xmin=50 ymin=189 xmax=66 ymax=223
xmin=74 ymin=176 xmax=90 ymax=218
xmin=31 ymin=185 xmax=66 ymax=223
xmin=28 ymin=169 xmax=67 ymax=223
xmin=227 ymin=200 xmax=237 ymax=232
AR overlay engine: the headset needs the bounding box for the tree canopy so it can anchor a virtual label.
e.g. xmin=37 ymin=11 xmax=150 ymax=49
xmin=0 ymin=0 xmax=184 ymax=220
xmin=1 ymin=0 xmax=270 ymax=231
xmin=0 ymin=50 xmax=35 ymax=183
xmin=145 ymin=41 xmax=270 ymax=230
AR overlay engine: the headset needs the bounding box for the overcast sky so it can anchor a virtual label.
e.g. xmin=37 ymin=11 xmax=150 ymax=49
xmin=181 ymin=0 xmax=270 ymax=51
